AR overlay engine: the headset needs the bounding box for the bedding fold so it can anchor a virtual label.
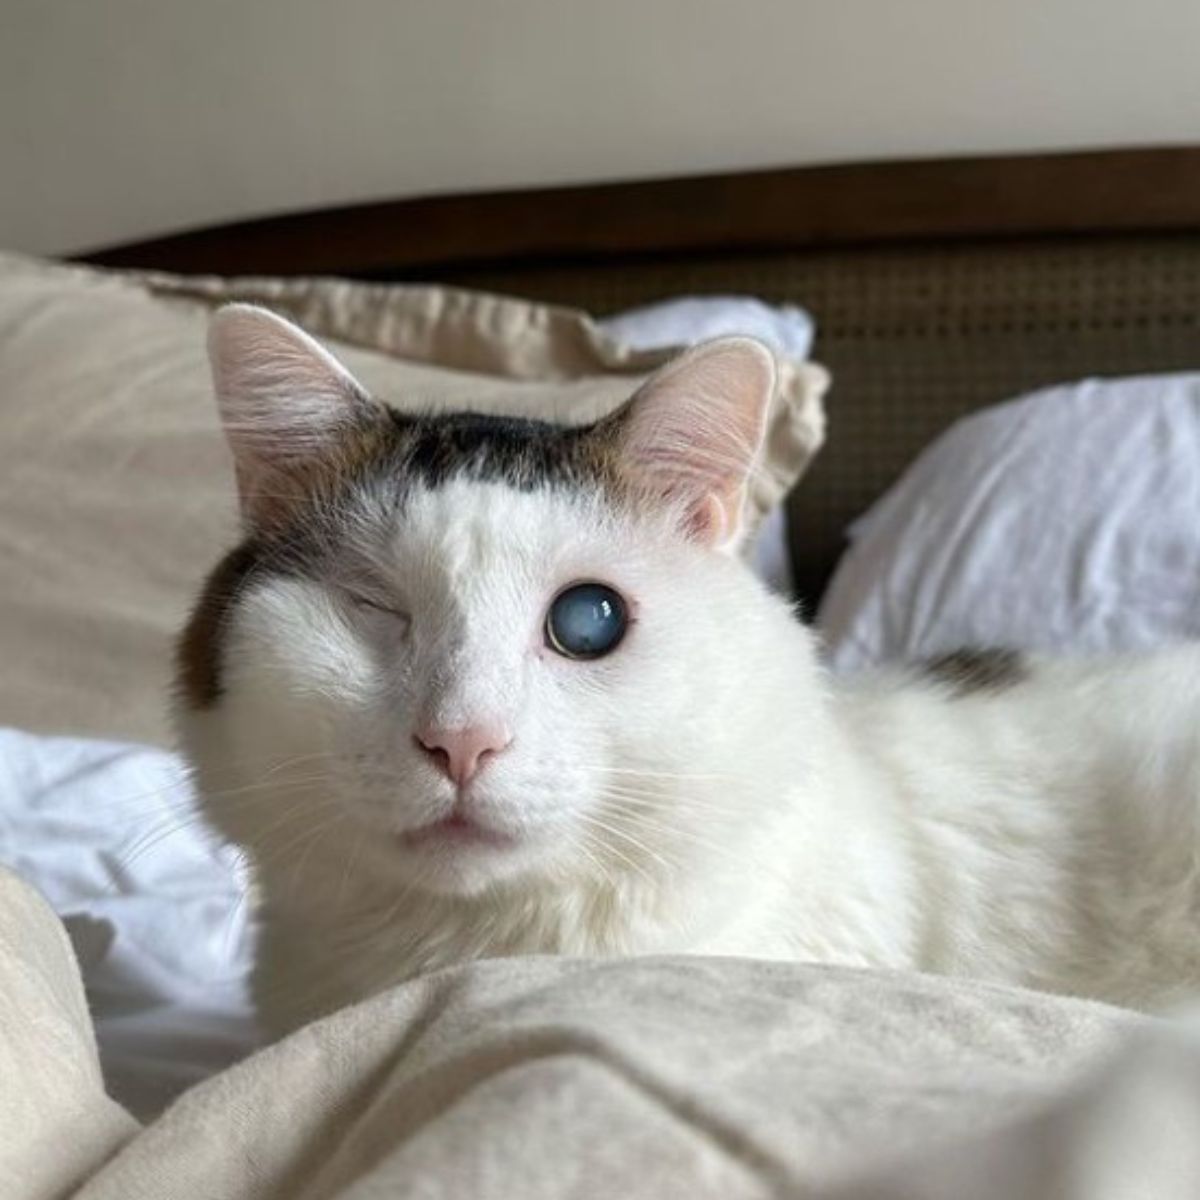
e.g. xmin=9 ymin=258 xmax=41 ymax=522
xmin=12 ymin=864 xmax=1200 ymax=1199
xmin=0 ymin=870 xmax=137 ymax=1200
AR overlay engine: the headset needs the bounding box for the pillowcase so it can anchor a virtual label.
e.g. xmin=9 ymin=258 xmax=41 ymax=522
xmin=818 ymin=373 xmax=1200 ymax=671
xmin=596 ymin=295 xmax=815 ymax=363
xmin=0 ymin=253 xmax=828 ymax=745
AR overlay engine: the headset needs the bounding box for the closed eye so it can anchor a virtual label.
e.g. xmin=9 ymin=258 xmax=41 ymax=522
xmin=343 ymin=589 xmax=410 ymax=626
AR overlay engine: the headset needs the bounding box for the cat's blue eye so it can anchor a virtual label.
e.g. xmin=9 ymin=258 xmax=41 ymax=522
xmin=545 ymin=583 xmax=628 ymax=660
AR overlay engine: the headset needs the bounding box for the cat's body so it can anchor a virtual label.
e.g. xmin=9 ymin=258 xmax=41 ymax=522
xmin=180 ymin=307 xmax=1200 ymax=1036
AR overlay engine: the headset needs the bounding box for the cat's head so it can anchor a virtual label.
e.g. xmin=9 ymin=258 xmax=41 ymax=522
xmin=178 ymin=306 xmax=805 ymax=899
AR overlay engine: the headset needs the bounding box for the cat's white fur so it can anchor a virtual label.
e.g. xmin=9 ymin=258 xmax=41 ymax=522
xmin=181 ymin=308 xmax=1200 ymax=1035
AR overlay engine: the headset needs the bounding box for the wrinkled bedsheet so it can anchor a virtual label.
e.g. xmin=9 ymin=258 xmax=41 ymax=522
xmin=5 ymin=868 xmax=1200 ymax=1200
xmin=0 ymin=726 xmax=258 ymax=1118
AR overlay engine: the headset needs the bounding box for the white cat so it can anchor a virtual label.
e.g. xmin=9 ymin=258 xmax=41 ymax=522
xmin=179 ymin=305 xmax=1200 ymax=1036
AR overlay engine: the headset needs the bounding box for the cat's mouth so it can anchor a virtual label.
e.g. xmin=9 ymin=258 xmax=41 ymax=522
xmin=397 ymin=809 xmax=517 ymax=852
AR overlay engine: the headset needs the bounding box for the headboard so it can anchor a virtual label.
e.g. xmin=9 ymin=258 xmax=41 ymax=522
xmin=81 ymin=147 xmax=1200 ymax=605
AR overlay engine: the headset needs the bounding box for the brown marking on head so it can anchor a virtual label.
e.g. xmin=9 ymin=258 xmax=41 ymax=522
xmin=177 ymin=541 xmax=268 ymax=709
xmin=919 ymin=648 xmax=1028 ymax=696
xmin=178 ymin=415 xmax=402 ymax=711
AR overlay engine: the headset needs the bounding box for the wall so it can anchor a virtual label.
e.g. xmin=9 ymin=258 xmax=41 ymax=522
xmin=3 ymin=0 xmax=1200 ymax=255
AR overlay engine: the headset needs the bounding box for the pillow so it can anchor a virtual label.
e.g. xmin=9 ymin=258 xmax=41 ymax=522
xmin=596 ymin=295 xmax=815 ymax=362
xmin=0 ymin=253 xmax=827 ymax=745
xmin=818 ymin=373 xmax=1200 ymax=671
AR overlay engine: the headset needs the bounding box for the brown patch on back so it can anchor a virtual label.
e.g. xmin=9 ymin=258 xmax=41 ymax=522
xmin=919 ymin=648 xmax=1028 ymax=696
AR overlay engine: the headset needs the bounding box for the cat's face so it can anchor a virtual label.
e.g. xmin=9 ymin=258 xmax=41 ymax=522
xmin=179 ymin=307 xmax=780 ymax=899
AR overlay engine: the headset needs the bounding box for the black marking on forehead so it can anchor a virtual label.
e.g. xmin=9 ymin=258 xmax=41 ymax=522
xmin=918 ymin=648 xmax=1028 ymax=696
xmin=384 ymin=408 xmax=617 ymax=493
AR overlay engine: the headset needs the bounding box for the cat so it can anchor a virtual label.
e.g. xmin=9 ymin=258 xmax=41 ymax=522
xmin=178 ymin=304 xmax=1200 ymax=1036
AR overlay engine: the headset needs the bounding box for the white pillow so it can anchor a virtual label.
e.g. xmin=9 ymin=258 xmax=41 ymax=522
xmin=597 ymin=295 xmax=815 ymax=362
xmin=818 ymin=374 xmax=1200 ymax=671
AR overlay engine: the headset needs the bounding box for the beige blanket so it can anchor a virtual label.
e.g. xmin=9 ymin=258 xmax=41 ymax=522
xmin=3 ymin=866 xmax=1199 ymax=1200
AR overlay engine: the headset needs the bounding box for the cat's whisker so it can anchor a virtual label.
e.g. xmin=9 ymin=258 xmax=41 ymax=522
xmin=571 ymin=811 xmax=673 ymax=878
xmin=100 ymin=774 xmax=337 ymax=824
xmin=107 ymin=775 xmax=338 ymax=834
xmin=579 ymin=791 xmax=767 ymax=877
xmin=89 ymin=750 xmax=338 ymax=814
xmin=589 ymin=784 xmax=741 ymax=820
xmin=595 ymin=806 xmax=753 ymax=870
xmin=109 ymin=810 xmax=224 ymax=883
xmin=580 ymin=849 xmax=619 ymax=892
xmin=565 ymin=833 xmax=620 ymax=891
xmin=111 ymin=783 xmax=336 ymax=886
xmin=257 ymin=805 xmax=348 ymax=868
xmin=219 ymin=872 xmax=255 ymax=968
xmin=573 ymin=826 xmax=654 ymax=888
xmin=234 ymin=796 xmax=348 ymax=872
xmin=336 ymin=827 xmax=368 ymax=908
xmin=590 ymin=765 xmax=742 ymax=782
xmin=335 ymin=879 xmax=421 ymax=946
xmin=282 ymin=812 xmax=356 ymax=899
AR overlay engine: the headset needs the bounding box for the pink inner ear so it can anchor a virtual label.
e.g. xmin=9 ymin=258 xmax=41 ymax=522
xmin=207 ymin=304 xmax=376 ymax=527
xmin=616 ymin=337 xmax=775 ymax=550
xmin=683 ymin=492 xmax=734 ymax=546
xmin=629 ymin=437 xmax=747 ymax=549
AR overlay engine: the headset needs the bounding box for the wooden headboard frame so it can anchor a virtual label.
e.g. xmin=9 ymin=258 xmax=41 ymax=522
xmin=81 ymin=146 xmax=1200 ymax=278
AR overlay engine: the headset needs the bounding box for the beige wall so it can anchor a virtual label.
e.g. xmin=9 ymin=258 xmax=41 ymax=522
xmin=3 ymin=0 xmax=1200 ymax=256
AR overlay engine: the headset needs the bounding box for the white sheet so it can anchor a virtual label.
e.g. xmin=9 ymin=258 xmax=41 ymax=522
xmin=0 ymin=727 xmax=257 ymax=1116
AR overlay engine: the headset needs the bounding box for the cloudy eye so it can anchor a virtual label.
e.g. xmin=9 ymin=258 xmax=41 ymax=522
xmin=545 ymin=583 xmax=628 ymax=660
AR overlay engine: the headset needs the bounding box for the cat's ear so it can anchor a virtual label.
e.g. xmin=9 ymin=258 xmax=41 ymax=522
xmin=609 ymin=337 xmax=775 ymax=551
xmin=207 ymin=305 xmax=382 ymax=527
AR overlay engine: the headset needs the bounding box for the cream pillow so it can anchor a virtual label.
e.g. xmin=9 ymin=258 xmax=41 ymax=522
xmin=0 ymin=253 xmax=827 ymax=745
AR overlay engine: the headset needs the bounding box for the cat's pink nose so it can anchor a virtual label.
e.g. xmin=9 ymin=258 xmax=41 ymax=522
xmin=414 ymin=723 xmax=512 ymax=787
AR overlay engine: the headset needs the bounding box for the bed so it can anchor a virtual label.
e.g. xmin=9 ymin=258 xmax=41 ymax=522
xmin=4 ymin=146 xmax=1200 ymax=1198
